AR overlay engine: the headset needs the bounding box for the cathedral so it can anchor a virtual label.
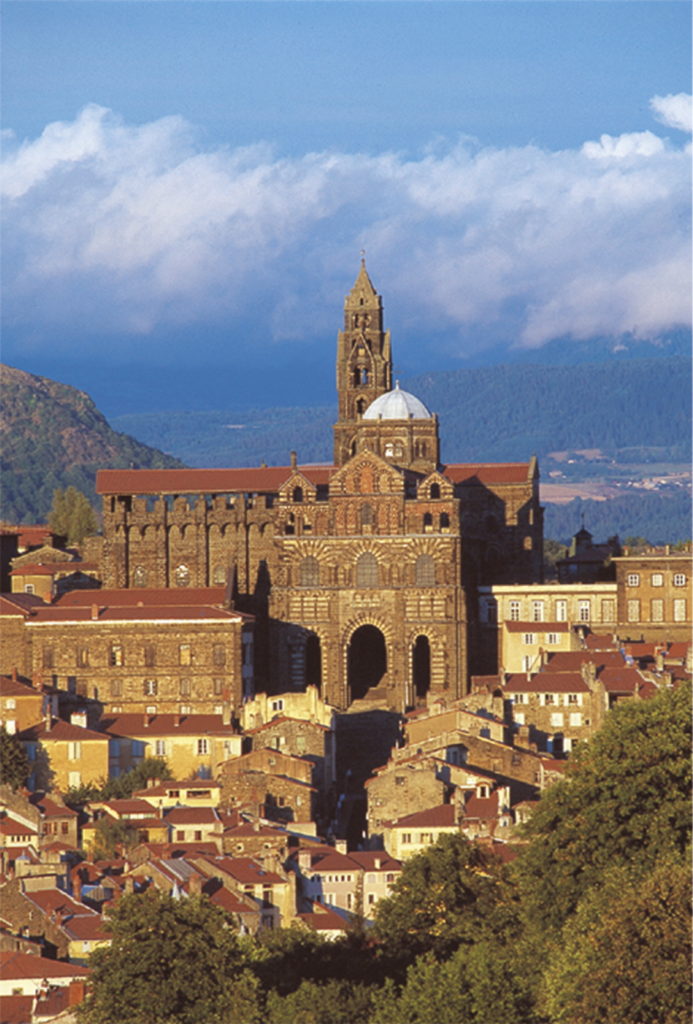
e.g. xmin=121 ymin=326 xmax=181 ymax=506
xmin=97 ymin=261 xmax=543 ymax=711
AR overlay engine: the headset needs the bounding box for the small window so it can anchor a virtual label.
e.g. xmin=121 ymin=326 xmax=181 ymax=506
xmin=24 ymin=584 xmax=35 ymax=595
xmin=360 ymin=503 xmax=374 ymax=527
xmin=522 ymin=633 xmax=536 ymax=645
xmin=155 ymin=740 xmax=166 ymax=756
xmin=439 ymin=512 xmax=450 ymax=530
xmin=673 ymin=598 xmax=687 ymax=621
xmin=144 ymin=645 xmax=156 ymax=668
xmin=509 ymin=601 xmax=521 ymax=621
xmin=213 ymin=644 xmax=226 ymax=667
xmin=627 ymin=573 xmax=640 ymax=587
xmin=144 ymin=679 xmax=158 ymax=696
xmin=430 ymin=483 xmax=440 ymax=499
xmin=555 ymin=600 xmax=568 ymax=622
xmin=77 ymin=647 xmax=90 ymax=668
xmin=212 ymin=565 xmax=226 ymax=585
xmin=179 ymin=644 xmax=192 ymax=666
xmin=213 ymin=678 xmax=224 ymax=695
xmin=415 ymin=554 xmax=435 ymax=587
xmin=673 ymin=573 xmax=687 ymax=587
xmin=355 ymin=552 xmax=378 ymax=587
xmin=179 ymin=678 xmax=191 ymax=696
xmin=299 ymin=556 xmax=320 ymax=587
xmin=550 ymin=712 xmax=564 ymax=728
xmin=627 ymin=599 xmax=640 ymax=623
xmin=175 ymin=564 xmax=190 ymax=588
xmin=271 ymin=699 xmax=284 ymax=712
xmin=578 ymin=600 xmax=591 ymax=622
xmin=110 ymin=645 xmax=123 ymax=667
xmin=546 ymin=632 xmax=559 ymax=645
xmin=133 ymin=566 xmax=147 ymax=587
xmin=110 ymin=679 xmax=122 ymax=698
xmin=531 ymin=601 xmax=544 ymax=622
xmin=197 ymin=739 xmax=209 ymax=756
xmin=651 ymin=573 xmax=664 ymax=587
xmin=42 ymin=647 xmax=54 ymax=669
xmin=650 ymin=599 xmax=664 ymax=622
xmin=423 ymin=512 xmax=433 ymax=531
xmin=292 ymin=486 xmax=303 ymax=503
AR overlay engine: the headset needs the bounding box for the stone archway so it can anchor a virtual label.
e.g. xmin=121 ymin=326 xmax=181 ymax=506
xmin=347 ymin=625 xmax=387 ymax=702
xmin=412 ymin=635 xmax=431 ymax=700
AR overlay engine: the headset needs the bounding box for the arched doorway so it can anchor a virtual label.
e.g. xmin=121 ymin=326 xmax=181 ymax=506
xmin=348 ymin=625 xmax=387 ymax=701
xmin=305 ymin=634 xmax=322 ymax=691
xmin=412 ymin=635 xmax=431 ymax=700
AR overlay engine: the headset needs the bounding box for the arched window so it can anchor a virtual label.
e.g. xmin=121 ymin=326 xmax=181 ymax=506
xmin=360 ymin=504 xmax=374 ymax=528
xmin=423 ymin=512 xmax=433 ymax=531
xmin=415 ymin=555 xmax=435 ymax=587
xmin=175 ymin=564 xmax=190 ymax=587
xmin=356 ymin=552 xmax=379 ymax=587
xmin=285 ymin=514 xmax=295 ymax=536
xmin=292 ymin=486 xmax=303 ymax=503
xmin=440 ymin=512 xmax=450 ymax=530
xmin=133 ymin=565 xmax=147 ymax=587
xmin=384 ymin=443 xmax=394 ymax=458
xmin=356 ymin=398 xmax=366 ymax=415
xmin=299 ymin=556 xmax=320 ymax=587
xmin=430 ymin=483 xmax=440 ymax=500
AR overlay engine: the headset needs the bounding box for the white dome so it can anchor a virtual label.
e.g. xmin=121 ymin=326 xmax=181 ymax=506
xmin=362 ymin=381 xmax=431 ymax=421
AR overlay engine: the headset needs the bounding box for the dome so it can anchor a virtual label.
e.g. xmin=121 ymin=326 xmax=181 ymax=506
xmin=362 ymin=381 xmax=431 ymax=421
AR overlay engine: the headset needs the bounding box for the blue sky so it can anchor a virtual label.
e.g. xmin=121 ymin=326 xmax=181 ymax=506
xmin=2 ymin=2 xmax=691 ymax=413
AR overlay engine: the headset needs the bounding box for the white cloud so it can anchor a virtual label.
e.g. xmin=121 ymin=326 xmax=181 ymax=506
xmin=650 ymin=93 xmax=693 ymax=133
xmin=2 ymin=99 xmax=690 ymax=356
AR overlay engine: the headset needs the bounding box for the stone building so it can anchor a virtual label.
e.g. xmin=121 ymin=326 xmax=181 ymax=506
xmin=95 ymin=262 xmax=543 ymax=709
xmin=613 ymin=548 xmax=691 ymax=643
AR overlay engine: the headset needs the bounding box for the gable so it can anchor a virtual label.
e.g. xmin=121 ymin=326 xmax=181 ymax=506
xmin=329 ymin=449 xmax=404 ymax=497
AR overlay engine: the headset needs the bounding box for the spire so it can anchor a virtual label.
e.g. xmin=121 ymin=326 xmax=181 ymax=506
xmin=346 ymin=254 xmax=378 ymax=309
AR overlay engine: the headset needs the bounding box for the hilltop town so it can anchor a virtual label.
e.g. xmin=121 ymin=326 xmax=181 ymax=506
xmin=0 ymin=265 xmax=690 ymax=1023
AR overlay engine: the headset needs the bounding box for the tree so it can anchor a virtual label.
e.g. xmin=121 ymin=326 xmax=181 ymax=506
xmin=265 ymin=979 xmax=374 ymax=1024
xmin=373 ymin=834 xmax=515 ymax=963
xmin=88 ymin=817 xmax=139 ymax=861
xmin=543 ymin=859 xmax=692 ymax=1024
xmin=49 ymin=485 xmax=98 ymax=544
xmin=64 ymin=758 xmax=172 ymax=809
xmin=79 ymin=890 xmax=261 ymax=1024
xmin=543 ymin=539 xmax=568 ymax=579
xmin=0 ymin=725 xmax=29 ymax=790
xmin=516 ymin=681 xmax=691 ymax=936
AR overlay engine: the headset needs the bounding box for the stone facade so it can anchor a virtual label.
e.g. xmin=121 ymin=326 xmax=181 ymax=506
xmin=96 ymin=263 xmax=543 ymax=710
xmin=613 ymin=550 xmax=692 ymax=642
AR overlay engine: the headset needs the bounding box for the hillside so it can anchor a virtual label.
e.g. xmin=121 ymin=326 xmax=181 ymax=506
xmin=0 ymin=364 xmax=185 ymax=523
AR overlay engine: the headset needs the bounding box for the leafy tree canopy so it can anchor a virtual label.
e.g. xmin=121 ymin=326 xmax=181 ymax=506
xmin=65 ymin=757 xmax=172 ymax=809
xmin=373 ymin=834 xmax=515 ymax=963
xmin=79 ymin=890 xmax=261 ymax=1024
xmin=543 ymin=859 xmax=692 ymax=1024
xmin=516 ymin=681 xmax=692 ymax=935
xmin=49 ymin=486 xmax=98 ymax=545
xmin=0 ymin=725 xmax=29 ymax=790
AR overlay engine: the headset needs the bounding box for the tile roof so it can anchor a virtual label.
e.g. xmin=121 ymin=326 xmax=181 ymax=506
xmin=388 ymin=803 xmax=457 ymax=829
xmin=296 ymin=905 xmax=349 ymax=933
xmin=0 ymin=818 xmax=37 ymax=837
xmin=0 ymin=594 xmax=47 ymax=615
xmin=583 ymin=633 xmax=619 ymax=650
xmin=164 ymin=807 xmax=220 ymax=825
xmin=31 ymin=796 xmax=78 ymax=819
xmin=339 ymin=850 xmax=401 ymax=872
xmin=101 ymin=713 xmax=236 ymax=737
xmin=244 ymin=715 xmax=329 ymax=734
xmin=0 ymin=950 xmax=91 ymax=980
xmin=60 ymin=915 xmax=109 ymax=941
xmin=28 ymin=604 xmax=247 ymax=624
xmin=598 ymin=667 xmax=654 ymax=695
xmin=545 ymin=650 xmax=625 ymax=671
xmin=463 ymin=792 xmax=500 ymax=820
xmin=18 ymin=718 xmax=107 ymax=742
xmin=96 ymin=466 xmax=335 ymax=496
xmin=56 ymin=587 xmax=227 ymax=607
xmin=97 ymin=798 xmax=162 ymax=816
xmin=504 ymin=672 xmax=589 ymax=693
xmin=504 ymin=621 xmax=571 ymax=633
xmin=209 ymin=856 xmax=285 ymax=885
xmin=0 ymin=675 xmax=39 ymax=698
xmin=442 ymin=462 xmax=531 ymax=485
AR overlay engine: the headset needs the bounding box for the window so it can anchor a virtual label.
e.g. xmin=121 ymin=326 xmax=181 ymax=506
xmin=627 ymin=573 xmax=640 ymax=587
xmin=569 ymin=712 xmax=582 ymax=727
xmin=650 ymin=599 xmax=664 ymax=623
xmin=110 ymin=680 xmax=122 ymax=698
xmin=42 ymin=647 xmax=54 ymax=669
xmin=578 ymin=600 xmax=591 ymax=622
xmin=401 ymin=833 xmax=412 ymax=844
xmin=196 ymin=739 xmax=210 ymax=756
xmin=292 ymin=486 xmax=303 ymax=503
xmin=24 ymin=584 xmax=35 ymax=595
xmin=133 ymin=565 xmax=147 ymax=587
xmin=423 ymin=512 xmax=433 ymax=531
xmin=68 ymin=742 xmax=81 ymax=760
xmin=674 ymin=599 xmax=687 ymax=622
xmin=567 ymin=693 xmax=580 ymax=705
xmin=415 ymin=554 xmax=435 ymax=587
xmin=430 ymin=483 xmax=440 ymax=499
xmin=522 ymin=633 xmax=536 ymax=645
xmin=627 ymin=600 xmax=640 ymax=623
xmin=179 ymin=644 xmax=192 ymax=666
xmin=175 ymin=564 xmax=190 ymax=588
xmin=212 ymin=565 xmax=226 ymax=585
xmin=144 ymin=645 xmax=156 ymax=668
xmin=555 ymin=599 xmax=568 ymax=622
xmin=550 ymin=712 xmax=564 ymax=728
xmin=531 ymin=600 xmax=544 ymax=622
xmin=145 ymin=705 xmax=156 ymax=714
xmin=271 ymin=699 xmax=284 ymax=712
xmin=355 ymin=552 xmax=378 ymax=587
xmin=513 ymin=693 xmax=526 ymax=704
xmin=77 ymin=647 xmax=90 ymax=668
xmin=601 ymin=599 xmax=615 ymax=621
xmin=509 ymin=601 xmax=521 ymax=621
xmin=179 ymin=678 xmax=191 ymax=696
xmin=514 ymin=711 xmax=525 ymax=725
xmin=420 ymin=832 xmax=433 ymax=844
xmin=651 ymin=573 xmax=664 ymax=587
xmin=155 ymin=740 xmax=166 ymax=756
xmin=546 ymin=632 xmax=559 ymax=645
xmin=144 ymin=679 xmax=158 ymax=696
xmin=440 ymin=512 xmax=450 ymax=530
xmin=213 ymin=644 xmax=226 ymax=667
xmin=68 ymin=771 xmax=81 ymax=788
xmin=299 ymin=556 xmax=320 ymax=587
xmin=673 ymin=573 xmax=687 ymax=587
xmin=110 ymin=645 xmax=123 ymax=667
xmin=543 ymin=693 xmax=555 ymax=705
xmin=360 ymin=504 xmax=374 ymax=528
xmin=213 ymin=678 xmax=224 ymax=696
xmin=5 ymin=698 xmax=15 ymax=710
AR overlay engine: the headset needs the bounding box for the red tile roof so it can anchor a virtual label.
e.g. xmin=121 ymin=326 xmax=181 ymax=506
xmin=389 ymin=803 xmax=457 ymax=829
xmin=0 ymin=594 xmax=47 ymax=616
xmin=599 ymin=667 xmax=654 ymax=695
xmin=28 ymin=604 xmax=248 ymax=623
xmin=0 ymin=950 xmax=91 ymax=980
xmin=0 ymin=675 xmax=39 ymax=698
xmin=545 ymin=650 xmax=625 ymax=671
xmin=463 ymin=792 xmax=499 ymax=820
xmin=0 ymin=818 xmax=37 ymax=837
xmin=442 ymin=462 xmax=531 ymax=485
xmin=210 ymin=856 xmax=285 ymax=885
xmin=19 ymin=718 xmax=106 ymax=742
xmin=102 ymin=713 xmax=236 ymax=737
xmin=504 ymin=621 xmax=571 ymax=633
xmin=96 ymin=466 xmax=335 ymax=496
xmin=164 ymin=807 xmax=220 ymax=825
xmin=57 ymin=587 xmax=227 ymax=607
xmin=504 ymin=672 xmax=589 ymax=694
xmin=583 ymin=633 xmax=619 ymax=651
xmin=296 ymin=905 xmax=349 ymax=933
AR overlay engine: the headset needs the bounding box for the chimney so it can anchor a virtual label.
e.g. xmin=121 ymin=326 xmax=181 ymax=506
xmin=290 ymin=450 xmax=297 ymax=470
xmin=174 ymin=715 xmax=181 ymax=727
xmin=11 ymin=666 xmax=17 ymax=682
xmin=73 ymin=874 xmax=82 ymax=903
xmin=124 ymin=876 xmax=134 ymax=894
xmin=70 ymin=712 xmax=87 ymax=729
xmin=68 ymin=980 xmax=86 ymax=1008
xmin=297 ymin=848 xmax=312 ymax=872
xmin=188 ymin=873 xmax=202 ymax=896
xmin=91 ymin=604 xmax=99 ymax=620
xmin=334 ymin=839 xmax=347 ymax=854
xmin=222 ymin=704 xmax=232 ymax=727
xmin=44 ymin=712 xmax=52 ymax=733
xmin=580 ymin=661 xmax=597 ymax=688
xmin=373 ymin=856 xmax=382 ymax=870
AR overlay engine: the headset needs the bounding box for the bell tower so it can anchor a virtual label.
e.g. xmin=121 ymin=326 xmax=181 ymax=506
xmin=333 ymin=258 xmax=392 ymax=465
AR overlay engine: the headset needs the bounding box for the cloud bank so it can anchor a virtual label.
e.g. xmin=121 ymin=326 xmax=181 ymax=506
xmin=2 ymin=98 xmax=690 ymax=357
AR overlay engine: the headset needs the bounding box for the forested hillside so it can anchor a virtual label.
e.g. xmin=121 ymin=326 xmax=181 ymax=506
xmin=0 ymin=365 xmax=184 ymax=523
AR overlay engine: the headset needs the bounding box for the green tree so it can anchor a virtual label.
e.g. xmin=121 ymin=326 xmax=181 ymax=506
xmin=543 ymin=859 xmax=692 ymax=1024
xmin=516 ymin=681 xmax=692 ymax=936
xmin=265 ymin=979 xmax=374 ymax=1024
xmin=88 ymin=817 xmax=139 ymax=860
xmin=0 ymin=725 xmax=29 ymax=790
xmin=79 ymin=890 xmax=261 ymax=1024
xmin=373 ymin=834 xmax=514 ymax=963
xmin=64 ymin=757 xmax=172 ymax=809
xmin=542 ymin=539 xmax=568 ymax=579
xmin=49 ymin=485 xmax=98 ymax=544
